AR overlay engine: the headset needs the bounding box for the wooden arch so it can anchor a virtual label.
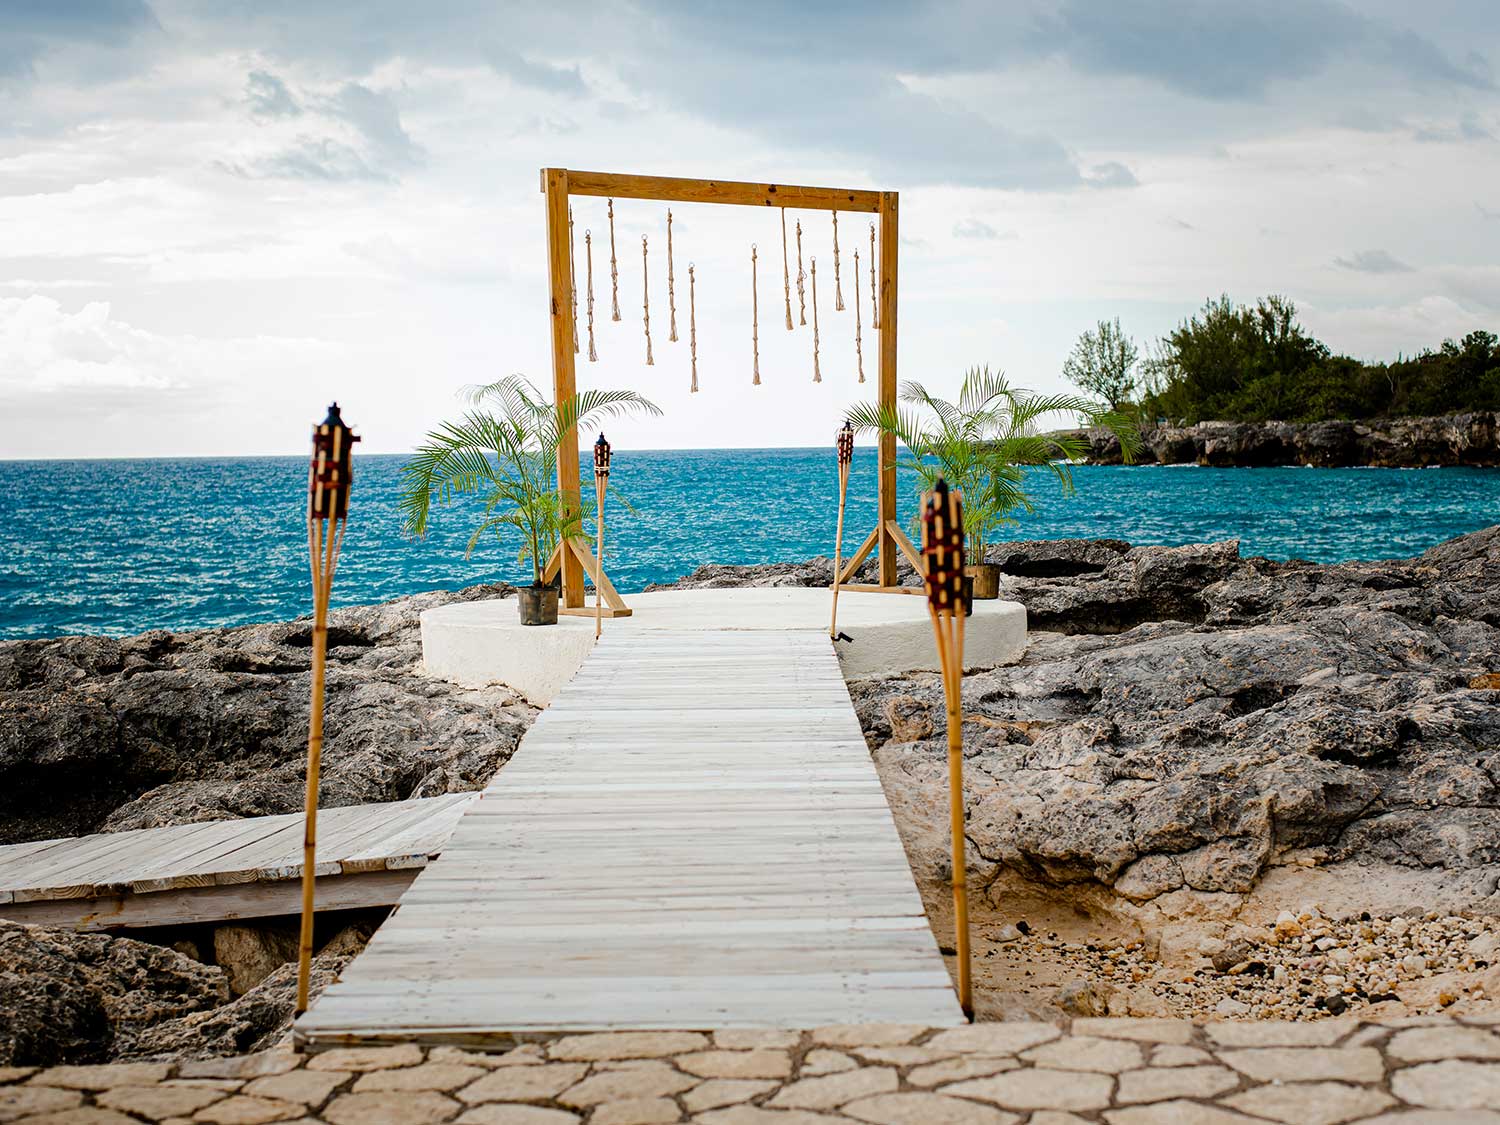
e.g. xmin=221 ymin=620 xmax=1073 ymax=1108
xmin=541 ymin=167 xmax=908 ymax=614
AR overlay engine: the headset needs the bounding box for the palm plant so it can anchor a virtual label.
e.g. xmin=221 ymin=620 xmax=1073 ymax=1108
xmin=846 ymin=366 xmax=1139 ymax=558
xmin=400 ymin=375 xmax=661 ymax=585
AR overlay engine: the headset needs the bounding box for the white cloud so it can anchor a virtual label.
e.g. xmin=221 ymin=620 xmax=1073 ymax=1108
xmin=0 ymin=295 xmax=338 ymax=456
xmin=0 ymin=2 xmax=1495 ymax=457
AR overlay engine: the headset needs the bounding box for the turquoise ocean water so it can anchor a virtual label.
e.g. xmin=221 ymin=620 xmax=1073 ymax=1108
xmin=1 ymin=451 xmax=1496 ymax=640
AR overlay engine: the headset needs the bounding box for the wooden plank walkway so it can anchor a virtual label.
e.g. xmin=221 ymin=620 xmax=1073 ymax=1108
xmin=0 ymin=794 xmax=475 ymax=930
xmin=298 ymin=629 xmax=962 ymax=1046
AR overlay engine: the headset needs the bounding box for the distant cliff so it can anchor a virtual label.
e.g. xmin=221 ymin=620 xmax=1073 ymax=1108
xmin=1072 ymin=412 xmax=1500 ymax=467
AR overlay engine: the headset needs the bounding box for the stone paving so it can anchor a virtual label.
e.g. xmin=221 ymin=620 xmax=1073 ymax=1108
xmin=6 ymin=1017 xmax=1500 ymax=1124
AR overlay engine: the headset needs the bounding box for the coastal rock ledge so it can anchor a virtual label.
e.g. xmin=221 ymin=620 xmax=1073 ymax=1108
xmin=1072 ymin=410 xmax=1500 ymax=467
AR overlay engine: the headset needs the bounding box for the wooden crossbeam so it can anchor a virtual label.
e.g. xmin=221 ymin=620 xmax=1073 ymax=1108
xmin=555 ymin=170 xmax=880 ymax=214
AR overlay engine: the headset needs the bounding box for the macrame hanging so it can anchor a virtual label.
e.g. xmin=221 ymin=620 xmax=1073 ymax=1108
xmin=869 ymin=222 xmax=879 ymax=330
xmin=780 ymin=210 xmax=794 ymax=331
xmin=810 ymin=255 xmax=822 ymax=383
xmin=666 ymin=210 xmax=679 ymax=343
xmin=751 ymin=244 xmax=761 ymax=386
xmin=641 ymin=235 xmax=654 ymax=366
xmin=608 ymin=199 xmax=621 ymax=322
xmin=795 ymin=220 xmax=806 ymax=326
xmin=853 ymin=246 xmax=864 ymax=383
xmin=569 ymin=207 xmax=579 ymax=354
xmin=832 ymin=211 xmax=845 ymax=312
xmin=585 ymin=230 xmax=598 ymax=362
xmin=688 ymin=262 xmax=698 ymax=393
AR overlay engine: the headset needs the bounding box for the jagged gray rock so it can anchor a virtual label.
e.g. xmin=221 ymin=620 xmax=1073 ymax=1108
xmin=1068 ymin=412 xmax=1500 ymax=467
xmin=123 ymin=922 xmax=373 ymax=1061
xmin=0 ymin=922 xmax=229 ymax=1066
xmin=0 ymin=585 xmax=537 ymax=843
xmin=212 ymin=923 xmax=299 ymax=997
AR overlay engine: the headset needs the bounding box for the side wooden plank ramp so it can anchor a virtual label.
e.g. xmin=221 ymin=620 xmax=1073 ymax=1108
xmin=0 ymin=794 xmax=475 ymax=931
xmin=297 ymin=629 xmax=962 ymax=1046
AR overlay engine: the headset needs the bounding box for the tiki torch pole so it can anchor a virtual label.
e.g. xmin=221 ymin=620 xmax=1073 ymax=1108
xmin=593 ymin=432 xmax=611 ymax=641
xmin=922 ymin=477 xmax=973 ymax=1019
xmin=296 ymin=403 xmax=358 ymax=1017
xmin=829 ymin=421 xmax=854 ymax=638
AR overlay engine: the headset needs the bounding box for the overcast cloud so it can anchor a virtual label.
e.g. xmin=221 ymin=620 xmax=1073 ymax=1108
xmin=0 ymin=0 xmax=1496 ymax=457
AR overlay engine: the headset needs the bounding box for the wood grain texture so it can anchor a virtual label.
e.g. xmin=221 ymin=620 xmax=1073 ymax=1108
xmin=877 ymin=192 xmax=900 ymax=588
xmin=297 ymin=629 xmax=961 ymax=1046
xmin=0 ymin=794 xmax=474 ymax=918
xmin=558 ymin=169 xmax=881 ymax=213
xmin=545 ymin=167 xmax=585 ymax=609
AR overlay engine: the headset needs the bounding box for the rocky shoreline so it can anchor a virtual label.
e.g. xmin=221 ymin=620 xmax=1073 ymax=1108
xmin=1065 ymin=410 xmax=1500 ymax=467
xmin=2 ymin=527 xmax=1498 ymax=1063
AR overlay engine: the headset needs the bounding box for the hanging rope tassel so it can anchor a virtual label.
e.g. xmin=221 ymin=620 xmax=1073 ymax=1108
xmin=780 ymin=210 xmax=794 ymax=331
xmin=569 ymin=207 xmax=579 ymax=354
xmin=854 ymin=247 xmax=864 ymax=383
xmin=832 ymin=211 xmax=845 ymax=312
xmin=642 ymin=235 xmax=654 ymax=366
xmin=869 ymin=222 xmax=879 ymax=330
xmin=666 ymin=210 xmax=678 ymax=343
xmin=585 ymin=230 xmax=598 ymax=362
xmin=811 ymin=255 xmax=822 ymax=383
xmin=795 ymin=220 xmax=806 ymax=326
xmin=608 ymin=199 xmax=621 ymax=322
xmin=751 ymin=244 xmax=760 ymax=386
xmin=689 ymin=263 xmax=698 ymax=393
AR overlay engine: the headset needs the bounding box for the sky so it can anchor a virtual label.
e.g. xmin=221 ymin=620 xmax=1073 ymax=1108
xmin=1 ymin=0 xmax=1497 ymax=458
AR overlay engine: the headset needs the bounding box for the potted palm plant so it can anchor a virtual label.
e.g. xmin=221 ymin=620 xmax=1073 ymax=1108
xmin=400 ymin=375 xmax=661 ymax=625
xmin=847 ymin=366 xmax=1137 ymax=600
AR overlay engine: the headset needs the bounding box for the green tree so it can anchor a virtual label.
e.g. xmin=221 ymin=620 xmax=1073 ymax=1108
xmin=399 ymin=376 xmax=661 ymax=585
xmin=1063 ymin=317 xmax=1140 ymax=410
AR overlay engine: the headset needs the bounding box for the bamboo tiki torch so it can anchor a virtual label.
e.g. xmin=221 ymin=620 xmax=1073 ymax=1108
xmin=829 ymin=421 xmax=854 ymax=638
xmin=296 ymin=403 xmax=358 ymax=1017
xmin=921 ymin=477 xmax=973 ymax=1019
xmin=593 ymin=432 xmax=611 ymax=640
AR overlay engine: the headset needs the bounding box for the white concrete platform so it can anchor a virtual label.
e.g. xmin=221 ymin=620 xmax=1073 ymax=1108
xmin=421 ymin=587 xmax=1027 ymax=704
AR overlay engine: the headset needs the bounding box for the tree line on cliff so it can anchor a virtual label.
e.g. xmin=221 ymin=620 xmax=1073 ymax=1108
xmin=1064 ymin=295 xmax=1500 ymax=424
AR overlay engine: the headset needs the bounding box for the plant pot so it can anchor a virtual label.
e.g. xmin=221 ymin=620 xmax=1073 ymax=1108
xmin=517 ymin=583 xmax=559 ymax=626
xmin=966 ymin=562 xmax=1001 ymax=600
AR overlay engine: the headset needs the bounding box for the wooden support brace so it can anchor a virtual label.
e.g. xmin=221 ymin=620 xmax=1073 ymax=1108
xmin=561 ymin=537 xmax=632 ymax=618
xmin=885 ymin=520 xmax=926 ymax=576
xmin=837 ymin=527 xmax=880 ymax=585
xmin=542 ymin=540 xmax=633 ymax=617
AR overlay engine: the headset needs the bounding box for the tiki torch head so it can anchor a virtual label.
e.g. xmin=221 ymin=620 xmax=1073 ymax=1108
xmin=921 ymin=477 xmax=965 ymax=615
xmin=594 ymin=432 xmax=612 ymax=480
xmin=836 ymin=420 xmax=854 ymax=467
xmin=309 ymin=403 xmax=359 ymax=522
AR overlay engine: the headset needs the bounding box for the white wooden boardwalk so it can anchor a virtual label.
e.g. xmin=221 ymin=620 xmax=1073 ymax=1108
xmin=297 ymin=629 xmax=961 ymax=1046
xmin=0 ymin=794 xmax=474 ymax=931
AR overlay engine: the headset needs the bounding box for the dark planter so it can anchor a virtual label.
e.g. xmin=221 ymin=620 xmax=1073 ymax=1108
xmin=517 ymin=583 xmax=559 ymax=626
xmin=966 ymin=563 xmax=1001 ymax=600
xmin=960 ymin=575 xmax=974 ymax=616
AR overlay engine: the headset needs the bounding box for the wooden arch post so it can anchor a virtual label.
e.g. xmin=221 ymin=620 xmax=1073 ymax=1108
xmin=542 ymin=168 xmax=902 ymax=611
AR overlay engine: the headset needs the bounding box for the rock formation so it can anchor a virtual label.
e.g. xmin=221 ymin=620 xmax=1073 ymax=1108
xmin=1068 ymin=411 xmax=1500 ymax=467
xmin=0 ymin=585 xmax=536 ymax=844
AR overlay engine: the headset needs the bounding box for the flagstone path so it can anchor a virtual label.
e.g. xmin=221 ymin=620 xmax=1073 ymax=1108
xmin=9 ymin=1016 xmax=1500 ymax=1123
